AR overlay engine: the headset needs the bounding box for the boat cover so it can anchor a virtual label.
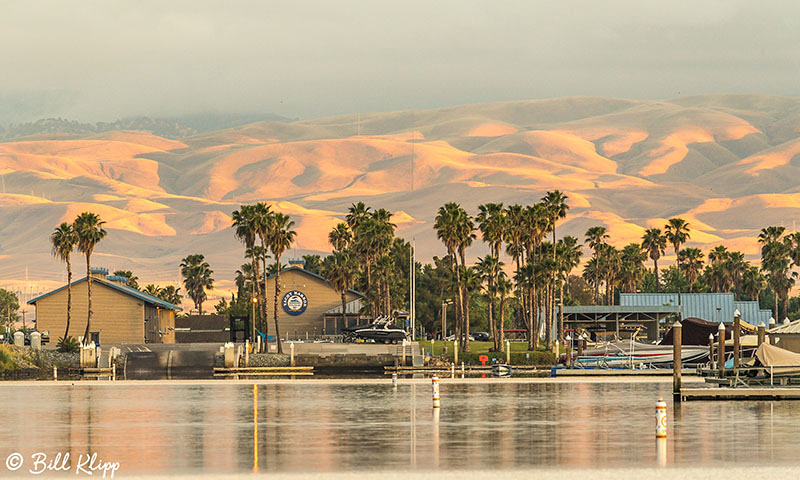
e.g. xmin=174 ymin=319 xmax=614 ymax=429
xmin=754 ymin=343 xmax=800 ymax=367
xmin=660 ymin=317 xmax=733 ymax=345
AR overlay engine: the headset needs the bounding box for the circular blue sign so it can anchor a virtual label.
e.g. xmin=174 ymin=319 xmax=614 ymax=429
xmin=282 ymin=290 xmax=308 ymax=316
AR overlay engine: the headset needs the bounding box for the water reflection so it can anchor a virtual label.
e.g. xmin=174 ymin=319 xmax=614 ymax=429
xmin=1 ymin=381 xmax=799 ymax=474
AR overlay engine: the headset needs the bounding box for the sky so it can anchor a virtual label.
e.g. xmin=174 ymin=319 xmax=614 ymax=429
xmin=2 ymin=0 xmax=800 ymax=122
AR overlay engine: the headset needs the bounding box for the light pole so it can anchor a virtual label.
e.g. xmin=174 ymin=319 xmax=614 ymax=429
xmin=251 ymin=296 xmax=257 ymax=343
xmin=441 ymin=299 xmax=453 ymax=340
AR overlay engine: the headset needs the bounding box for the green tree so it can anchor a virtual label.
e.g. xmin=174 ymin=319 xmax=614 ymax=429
xmin=50 ymin=222 xmax=77 ymax=345
xmin=73 ymin=212 xmax=107 ymax=345
xmin=268 ymin=212 xmax=296 ymax=354
xmin=664 ymin=218 xmax=691 ymax=308
xmin=585 ymin=226 xmax=609 ymax=303
xmin=113 ymin=270 xmax=139 ymax=289
xmin=641 ymin=228 xmax=666 ymax=292
xmin=0 ymin=289 xmax=19 ymax=327
xmin=180 ymin=254 xmax=214 ymax=315
xmin=678 ymin=248 xmax=705 ymax=293
xmin=323 ymin=250 xmax=359 ymax=329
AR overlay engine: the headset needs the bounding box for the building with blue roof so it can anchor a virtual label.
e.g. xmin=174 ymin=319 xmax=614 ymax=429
xmin=28 ymin=269 xmax=181 ymax=345
xmin=619 ymin=293 xmax=772 ymax=327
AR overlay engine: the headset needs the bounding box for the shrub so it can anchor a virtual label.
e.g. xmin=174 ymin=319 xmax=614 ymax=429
xmin=57 ymin=336 xmax=80 ymax=353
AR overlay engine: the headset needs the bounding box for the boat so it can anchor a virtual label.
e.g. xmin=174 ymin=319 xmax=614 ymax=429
xmin=577 ymin=340 xmax=708 ymax=368
xmin=491 ymin=364 xmax=512 ymax=377
xmin=342 ymin=316 xmax=408 ymax=344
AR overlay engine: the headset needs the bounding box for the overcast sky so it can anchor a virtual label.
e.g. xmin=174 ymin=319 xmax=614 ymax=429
xmin=2 ymin=0 xmax=799 ymax=122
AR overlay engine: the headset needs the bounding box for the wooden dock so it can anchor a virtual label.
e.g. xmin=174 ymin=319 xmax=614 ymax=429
xmin=385 ymin=366 xmax=549 ymax=375
xmin=553 ymin=368 xmax=697 ymax=377
xmin=680 ymin=387 xmax=800 ymax=401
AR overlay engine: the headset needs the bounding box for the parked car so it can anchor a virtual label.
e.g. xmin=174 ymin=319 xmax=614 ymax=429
xmin=473 ymin=332 xmax=490 ymax=342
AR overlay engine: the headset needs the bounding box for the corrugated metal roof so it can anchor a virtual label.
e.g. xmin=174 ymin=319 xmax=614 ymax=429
xmin=734 ymin=301 xmax=773 ymax=327
xmin=27 ymin=276 xmax=182 ymax=311
xmin=562 ymin=305 xmax=680 ymax=314
xmin=619 ymin=293 xmax=766 ymax=324
xmin=769 ymin=319 xmax=800 ymax=334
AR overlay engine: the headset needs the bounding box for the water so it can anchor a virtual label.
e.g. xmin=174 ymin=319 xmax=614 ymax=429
xmin=0 ymin=379 xmax=797 ymax=476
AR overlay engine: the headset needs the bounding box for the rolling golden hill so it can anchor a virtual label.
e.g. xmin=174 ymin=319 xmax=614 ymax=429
xmin=3 ymin=94 xmax=800 ymax=309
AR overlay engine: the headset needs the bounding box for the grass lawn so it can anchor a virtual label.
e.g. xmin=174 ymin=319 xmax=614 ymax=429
xmin=417 ymin=340 xmax=556 ymax=366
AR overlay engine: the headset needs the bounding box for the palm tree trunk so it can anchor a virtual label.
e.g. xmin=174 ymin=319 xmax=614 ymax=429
xmin=261 ymin=243 xmax=269 ymax=336
xmin=499 ymin=296 xmax=506 ymax=353
xmin=654 ymin=258 xmax=660 ymax=292
xmin=341 ymin=291 xmax=347 ymax=332
xmin=675 ymin=248 xmax=682 ymax=307
xmin=82 ymin=252 xmax=92 ymax=345
xmin=545 ymin=284 xmax=552 ymax=350
xmin=63 ymin=256 xmax=72 ymax=343
xmin=463 ymin=288 xmax=471 ymax=352
xmin=559 ymin=280 xmax=565 ymax=347
xmin=274 ymin=257 xmax=283 ymax=353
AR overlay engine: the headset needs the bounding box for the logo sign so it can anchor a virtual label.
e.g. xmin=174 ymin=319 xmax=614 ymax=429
xmin=282 ymin=290 xmax=308 ymax=316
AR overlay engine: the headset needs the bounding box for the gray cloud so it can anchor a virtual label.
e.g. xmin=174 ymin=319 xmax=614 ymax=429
xmin=1 ymin=0 xmax=799 ymax=122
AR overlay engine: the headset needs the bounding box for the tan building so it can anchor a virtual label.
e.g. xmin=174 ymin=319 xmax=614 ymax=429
xmin=28 ymin=268 xmax=181 ymax=345
xmin=264 ymin=266 xmax=363 ymax=340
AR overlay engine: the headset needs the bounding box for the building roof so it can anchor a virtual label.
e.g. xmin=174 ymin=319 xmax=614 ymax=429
xmin=769 ymin=319 xmax=800 ymax=334
xmin=619 ymin=293 xmax=770 ymax=325
xmin=265 ymin=266 xmax=365 ymax=297
xmin=27 ymin=276 xmax=182 ymax=311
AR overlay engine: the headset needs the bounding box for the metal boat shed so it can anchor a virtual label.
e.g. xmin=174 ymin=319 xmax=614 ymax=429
xmin=562 ymin=305 xmax=681 ymax=341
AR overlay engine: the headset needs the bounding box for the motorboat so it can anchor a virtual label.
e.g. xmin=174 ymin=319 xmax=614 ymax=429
xmin=577 ymin=340 xmax=708 ymax=368
xmin=492 ymin=364 xmax=512 ymax=377
xmin=342 ymin=316 xmax=408 ymax=344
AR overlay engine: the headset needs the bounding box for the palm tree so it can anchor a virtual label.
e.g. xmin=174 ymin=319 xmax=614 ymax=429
xmin=542 ymin=191 xmax=569 ymax=349
xmin=50 ymin=222 xmax=77 ymax=346
xmin=477 ymin=203 xmax=506 ymax=350
xmin=459 ymin=266 xmax=481 ymax=351
xmin=476 ymin=255 xmax=503 ymax=351
xmin=268 ymin=212 xmax=296 ymax=354
xmin=556 ymin=236 xmax=582 ymax=343
xmin=641 ymin=228 xmax=666 ymax=292
xmin=435 ymin=203 xmax=466 ymax=344
xmin=495 ymin=274 xmax=513 ymax=353
xmin=143 ymin=284 xmax=162 ymax=297
xmin=252 ymin=202 xmax=274 ymax=335
xmin=346 ymin=202 xmax=371 ymax=232
xmin=678 ymin=248 xmax=705 ymax=292
xmin=759 ymin=226 xmax=792 ymax=318
xmin=232 ymin=204 xmax=259 ymax=337
xmin=585 ymin=226 xmax=609 ymax=303
xmin=328 ymin=222 xmax=352 ymax=252
xmin=741 ymin=265 xmax=765 ymax=301
xmin=180 ymin=254 xmax=214 ymax=314
xmin=73 ymin=212 xmax=107 ymax=345
xmin=664 ymin=218 xmax=691 ymax=308
xmin=158 ymin=285 xmax=182 ymax=305
xmin=323 ymin=250 xmax=358 ymax=330
xmin=618 ymin=243 xmax=647 ymax=293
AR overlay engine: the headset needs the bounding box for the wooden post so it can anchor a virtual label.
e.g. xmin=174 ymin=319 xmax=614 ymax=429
xmin=717 ymin=322 xmax=726 ymax=378
xmin=769 ymin=317 xmax=776 ymax=345
xmin=673 ymin=321 xmax=682 ymax=402
xmin=733 ymin=310 xmax=741 ymax=373
xmin=758 ymin=321 xmax=766 ymax=347
xmin=577 ymin=337 xmax=584 ymax=357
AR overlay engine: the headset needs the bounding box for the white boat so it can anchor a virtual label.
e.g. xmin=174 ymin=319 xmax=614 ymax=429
xmin=577 ymin=340 xmax=707 ymax=368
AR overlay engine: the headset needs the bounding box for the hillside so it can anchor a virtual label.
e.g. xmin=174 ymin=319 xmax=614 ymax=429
xmin=3 ymin=94 xmax=800 ymax=308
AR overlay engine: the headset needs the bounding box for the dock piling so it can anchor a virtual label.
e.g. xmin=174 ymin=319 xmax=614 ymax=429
xmin=717 ymin=322 xmax=726 ymax=378
xmin=733 ymin=309 xmax=741 ymax=373
xmin=708 ymin=334 xmax=715 ymax=370
xmin=673 ymin=321 xmax=682 ymax=402
xmin=758 ymin=321 xmax=766 ymax=347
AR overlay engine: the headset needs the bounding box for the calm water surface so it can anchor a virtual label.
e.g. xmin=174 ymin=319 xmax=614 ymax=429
xmin=0 ymin=380 xmax=797 ymax=475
